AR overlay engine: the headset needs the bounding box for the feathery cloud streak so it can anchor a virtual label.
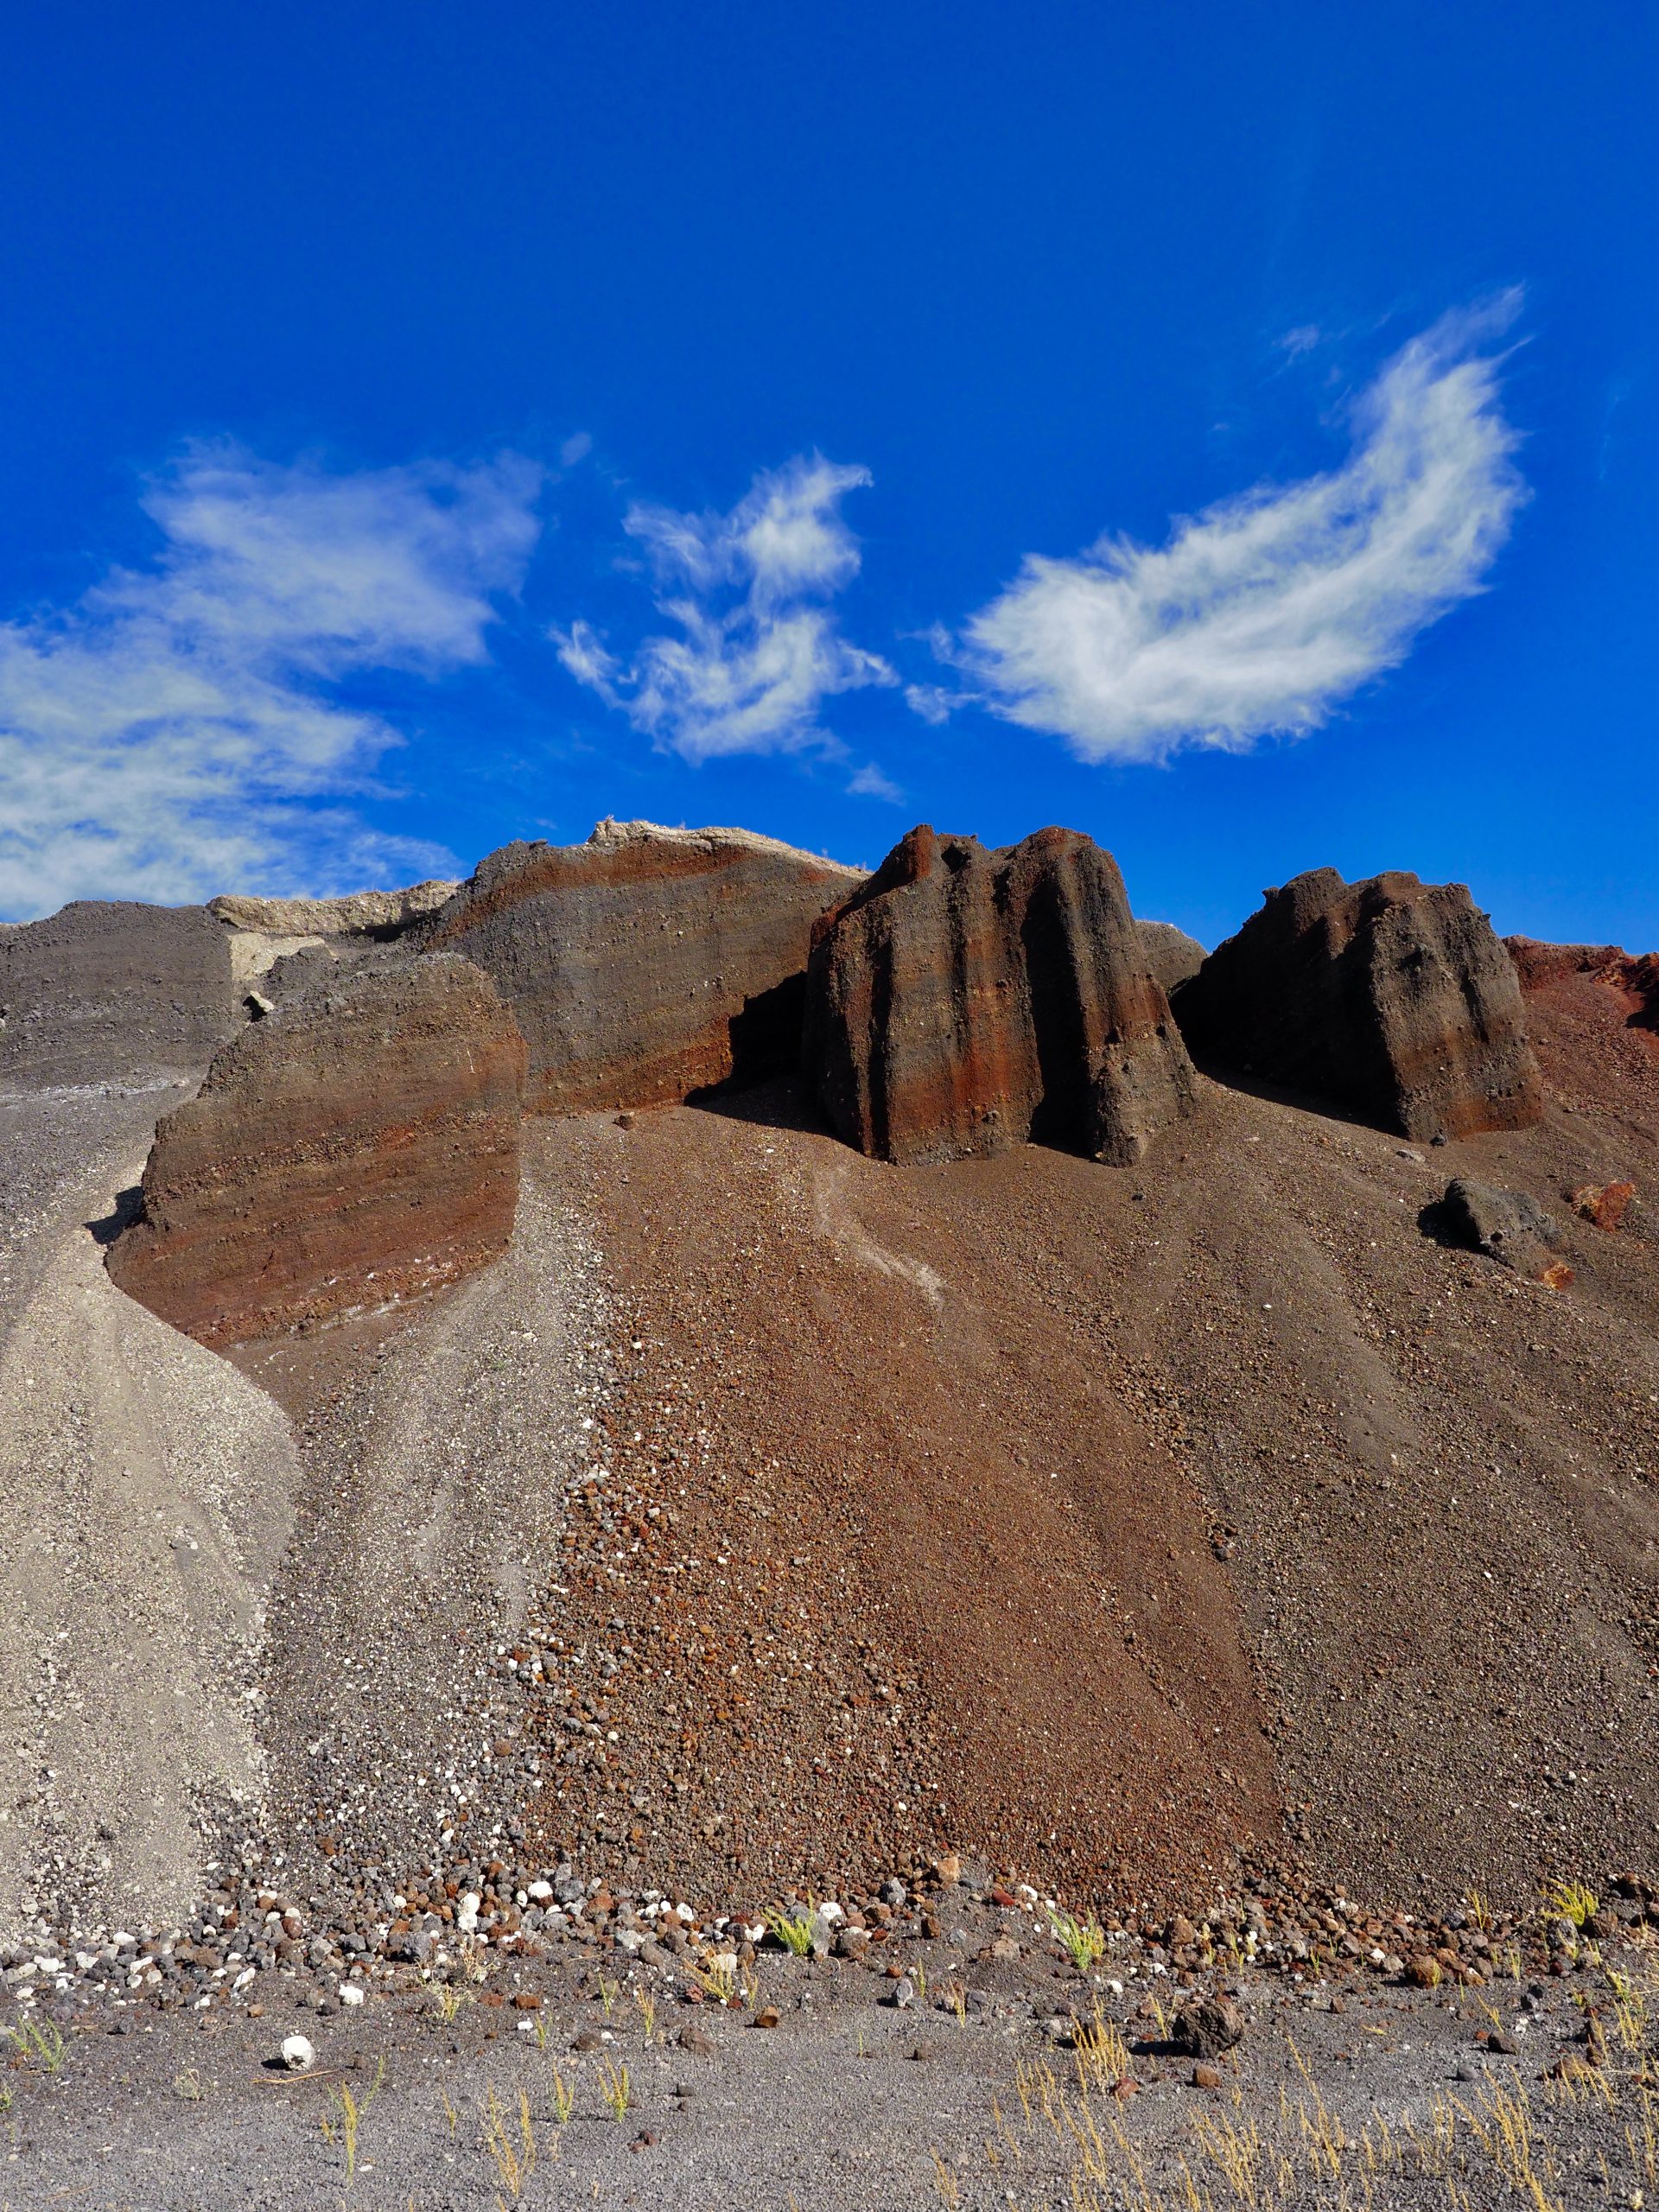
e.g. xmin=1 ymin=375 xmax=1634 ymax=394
xmin=0 ymin=446 xmax=542 ymax=917
xmin=960 ymin=301 xmax=1528 ymax=764
xmin=555 ymin=455 xmax=895 ymax=762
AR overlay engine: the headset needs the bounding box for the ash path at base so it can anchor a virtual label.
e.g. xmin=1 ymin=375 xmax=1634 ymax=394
xmin=231 ymin=1178 xmax=610 ymax=1889
xmin=536 ymin=1064 xmax=1659 ymax=1915
xmin=0 ymin=1951 xmax=1643 ymax=2211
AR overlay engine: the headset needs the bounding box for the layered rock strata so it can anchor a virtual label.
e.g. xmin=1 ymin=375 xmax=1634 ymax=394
xmin=107 ymin=954 xmax=525 ymax=1346
xmin=1173 ymin=868 xmax=1543 ymax=1141
xmin=0 ymin=901 xmax=237 ymax=1089
xmin=804 ymin=823 xmax=1198 ymax=1166
xmin=417 ymin=819 xmax=862 ymax=1114
xmin=210 ymin=879 xmax=460 ymax=997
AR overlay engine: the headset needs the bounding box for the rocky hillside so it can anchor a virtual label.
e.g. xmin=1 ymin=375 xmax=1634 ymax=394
xmin=2 ymin=817 xmax=1656 ymax=1961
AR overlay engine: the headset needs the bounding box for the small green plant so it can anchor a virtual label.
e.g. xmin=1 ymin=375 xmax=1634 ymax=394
xmin=440 ymin=2086 xmax=459 ymax=2139
xmin=764 ymin=1904 xmax=817 ymax=1957
xmin=428 ymin=1974 xmax=470 ymax=2024
xmin=173 ymin=2067 xmax=205 ymax=2101
xmin=683 ymin=1948 xmax=738 ymax=2004
xmin=598 ymin=2058 xmax=632 ymax=2121
xmin=321 ymin=2056 xmax=385 ymax=2186
xmin=3 ymin=2017 xmax=67 ymax=2075
xmin=634 ymin=1984 xmax=657 ymax=2042
xmin=480 ymin=2081 xmax=536 ymax=2200
xmin=597 ymin=1974 xmax=618 ymax=2018
xmin=1465 ymin=1888 xmax=1495 ymax=1935
xmin=1047 ymin=1904 xmax=1106 ymax=1973
xmin=550 ymin=2069 xmax=575 ymax=2126
xmin=458 ymin=1933 xmax=489 ymax=1985
xmin=1543 ymin=1878 xmax=1599 ymax=1931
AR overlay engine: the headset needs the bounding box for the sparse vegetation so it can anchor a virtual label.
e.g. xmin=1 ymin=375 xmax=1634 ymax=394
xmin=480 ymin=2082 xmax=537 ymax=2201
xmin=1543 ymin=1876 xmax=1599 ymax=1931
xmin=683 ymin=1946 xmax=739 ymax=2004
xmin=764 ymin=1903 xmax=817 ymax=1956
xmin=598 ymin=2058 xmax=632 ymax=2122
xmin=427 ymin=1974 xmax=470 ymax=2024
xmin=1048 ymin=1904 xmax=1107 ymax=1973
xmin=550 ymin=2069 xmax=575 ymax=2127
xmin=634 ymin=1983 xmax=657 ymax=2042
xmin=3 ymin=2017 xmax=66 ymax=2075
xmin=321 ymin=2056 xmax=385 ymax=2186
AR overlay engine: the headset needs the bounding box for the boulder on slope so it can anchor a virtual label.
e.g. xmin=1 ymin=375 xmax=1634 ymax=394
xmin=416 ymin=819 xmax=862 ymax=1115
xmin=1173 ymin=868 xmax=1543 ymax=1141
xmin=804 ymin=823 xmax=1198 ymax=1166
xmin=1426 ymin=1175 xmax=1566 ymax=1282
xmin=106 ymin=953 xmax=525 ymax=1346
xmin=0 ymin=901 xmax=237 ymax=1089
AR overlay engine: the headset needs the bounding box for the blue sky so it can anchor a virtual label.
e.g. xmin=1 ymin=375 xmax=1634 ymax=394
xmin=0 ymin=0 xmax=1653 ymax=948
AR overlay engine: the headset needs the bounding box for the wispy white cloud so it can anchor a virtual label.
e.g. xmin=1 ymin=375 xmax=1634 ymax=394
xmin=847 ymin=761 xmax=903 ymax=802
xmin=958 ymin=297 xmax=1529 ymax=766
xmin=555 ymin=454 xmax=895 ymax=762
xmin=0 ymin=444 xmax=541 ymax=918
xmin=903 ymin=681 xmax=956 ymax=727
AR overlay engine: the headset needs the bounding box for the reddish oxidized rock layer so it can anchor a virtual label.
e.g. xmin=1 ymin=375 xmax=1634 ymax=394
xmin=107 ymin=953 xmax=525 ymax=1346
xmin=419 ymin=821 xmax=861 ymax=1115
xmin=804 ymin=823 xmax=1198 ymax=1166
xmin=1173 ymin=868 xmax=1543 ymax=1141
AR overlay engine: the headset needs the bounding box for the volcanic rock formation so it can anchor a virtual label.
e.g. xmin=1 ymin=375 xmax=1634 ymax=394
xmin=0 ymin=899 xmax=237 ymax=1089
xmin=1173 ymin=868 xmax=1543 ymax=1141
xmin=417 ymin=819 xmax=862 ymax=1115
xmin=804 ymin=823 xmax=1198 ymax=1166
xmin=1505 ymin=936 xmax=1659 ymax=1126
xmin=1138 ymin=919 xmax=1207 ymax=995
xmin=107 ymin=952 xmax=525 ymax=1346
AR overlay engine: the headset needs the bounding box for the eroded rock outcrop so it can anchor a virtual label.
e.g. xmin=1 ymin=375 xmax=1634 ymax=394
xmin=1138 ymin=920 xmax=1207 ymax=995
xmin=417 ymin=819 xmax=862 ymax=1114
xmin=0 ymin=901 xmax=237 ymax=1089
xmin=1173 ymin=868 xmax=1543 ymax=1141
xmin=804 ymin=823 xmax=1198 ymax=1166
xmin=210 ymin=878 xmax=460 ymax=998
xmin=107 ymin=953 xmax=524 ymax=1346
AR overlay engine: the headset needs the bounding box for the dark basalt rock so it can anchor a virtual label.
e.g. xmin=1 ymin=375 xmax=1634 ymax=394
xmin=1423 ymin=1175 xmax=1565 ymax=1282
xmin=106 ymin=952 xmax=525 ymax=1346
xmin=0 ymin=900 xmax=237 ymax=1090
xmin=804 ymin=823 xmax=1198 ymax=1166
xmin=1173 ymin=868 xmax=1543 ymax=1141
xmin=417 ymin=820 xmax=861 ymax=1115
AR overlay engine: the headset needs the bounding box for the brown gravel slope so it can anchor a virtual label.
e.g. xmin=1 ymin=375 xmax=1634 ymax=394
xmin=527 ymin=1002 xmax=1658 ymax=1915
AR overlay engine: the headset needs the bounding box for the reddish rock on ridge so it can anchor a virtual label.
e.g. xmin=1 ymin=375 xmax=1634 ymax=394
xmin=107 ymin=953 xmax=525 ymax=1346
xmin=804 ymin=823 xmax=1198 ymax=1166
xmin=1173 ymin=868 xmax=1543 ymax=1141
xmin=418 ymin=819 xmax=861 ymax=1115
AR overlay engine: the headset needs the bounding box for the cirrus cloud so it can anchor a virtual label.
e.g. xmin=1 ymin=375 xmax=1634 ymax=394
xmin=0 ymin=443 xmax=543 ymax=919
xmin=957 ymin=297 xmax=1529 ymax=765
